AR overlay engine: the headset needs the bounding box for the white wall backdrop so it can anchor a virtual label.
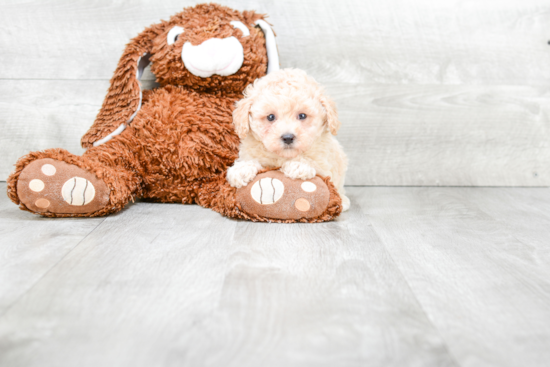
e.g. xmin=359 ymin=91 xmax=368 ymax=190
xmin=1 ymin=0 xmax=549 ymax=185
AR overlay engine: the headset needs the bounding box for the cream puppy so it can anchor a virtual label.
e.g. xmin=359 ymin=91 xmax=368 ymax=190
xmin=227 ymin=68 xmax=350 ymax=211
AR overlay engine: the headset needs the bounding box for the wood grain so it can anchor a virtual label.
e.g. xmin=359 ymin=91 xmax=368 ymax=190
xmin=331 ymin=83 xmax=550 ymax=186
xmin=2 ymin=0 xmax=550 ymax=185
xmin=2 ymin=1 xmax=550 ymax=364
xmin=0 ymin=183 xmax=104 ymax=315
xmin=2 ymin=186 xmax=550 ymax=366
xmin=351 ymin=186 xmax=550 ymax=367
xmin=2 ymin=80 xmax=549 ymax=186
xmin=1 ymin=0 xmax=549 ymax=85
xmin=0 ymin=196 xmax=456 ymax=367
xmin=180 ymin=214 xmax=455 ymax=367
xmin=0 ymin=79 xmax=154 ymax=181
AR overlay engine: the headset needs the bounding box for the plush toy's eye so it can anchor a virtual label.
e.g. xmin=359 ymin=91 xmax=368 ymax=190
xmin=230 ymin=21 xmax=250 ymax=37
xmin=167 ymin=26 xmax=184 ymax=45
xmin=298 ymin=113 xmax=307 ymax=120
xmin=267 ymin=114 xmax=276 ymax=122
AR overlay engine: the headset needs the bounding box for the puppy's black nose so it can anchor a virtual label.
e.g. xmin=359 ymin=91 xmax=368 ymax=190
xmin=281 ymin=134 xmax=295 ymax=145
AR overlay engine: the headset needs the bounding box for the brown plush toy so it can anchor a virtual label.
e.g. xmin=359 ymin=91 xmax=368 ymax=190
xmin=7 ymin=3 xmax=342 ymax=223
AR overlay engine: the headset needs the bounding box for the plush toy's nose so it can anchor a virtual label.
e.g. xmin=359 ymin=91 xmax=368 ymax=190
xmin=281 ymin=134 xmax=295 ymax=145
xmin=182 ymin=37 xmax=244 ymax=78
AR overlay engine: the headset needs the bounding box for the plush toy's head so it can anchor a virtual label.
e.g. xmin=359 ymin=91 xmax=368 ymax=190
xmin=82 ymin=3 xmax=279 ymax=148
xmin=150 ymin=4 xmax=278 ymax=91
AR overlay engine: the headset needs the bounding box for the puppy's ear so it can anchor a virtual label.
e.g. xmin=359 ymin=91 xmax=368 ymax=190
xmin=81 ymin=25 xmax=161 ymax=148
xmin=320 ymin=95 xmax=341 ymax=135
xmin=233 ymin=97 xmax=254 ymax=139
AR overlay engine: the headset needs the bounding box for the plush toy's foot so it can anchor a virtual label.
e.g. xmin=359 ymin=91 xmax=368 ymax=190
xmin=15 ymin=158 xmax=110 ymax=215
xmin=236 ymin=170 xmax=339 ymax=221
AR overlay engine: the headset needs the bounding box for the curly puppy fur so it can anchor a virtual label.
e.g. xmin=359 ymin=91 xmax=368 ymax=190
xmin=7 ymin=3 xmax=343 ymax=222
xmin=227 ymin=69 xmax=350 ymax=211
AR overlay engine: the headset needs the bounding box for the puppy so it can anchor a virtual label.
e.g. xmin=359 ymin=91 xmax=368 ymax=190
xmin=227 ymin=68 xmax=350 ymax=211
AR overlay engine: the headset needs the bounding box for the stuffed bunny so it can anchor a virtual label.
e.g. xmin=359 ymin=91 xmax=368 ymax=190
xmin=7 ymin=3 xmax=342 ymax=223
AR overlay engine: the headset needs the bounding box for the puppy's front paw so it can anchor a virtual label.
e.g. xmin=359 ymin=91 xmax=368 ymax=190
xmin=227 ymin=161 xmax=261 ymax=188
xmin=281 ymin=161 xmax=316 ymax=180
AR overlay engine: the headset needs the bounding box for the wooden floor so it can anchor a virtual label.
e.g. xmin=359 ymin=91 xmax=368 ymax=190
xmin=1 ymin=183 xmax=549 ymax=367
xmin=2 ymin=0 xmax=550 ymax=186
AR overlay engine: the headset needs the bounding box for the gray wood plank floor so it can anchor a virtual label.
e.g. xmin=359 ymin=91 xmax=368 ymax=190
xmin=3 ymin=81 xmax=548 ymax=186
xmin=1 ymin=182 xmax=550 ymax=367
xmin=2 ymin=0 xmax=550 ymax=185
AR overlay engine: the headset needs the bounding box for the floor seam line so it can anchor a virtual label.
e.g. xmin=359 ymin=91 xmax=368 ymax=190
xmin=0 ymin=216 xmax=108 ymax=319
xmin=363 ymin=211 xmax=464 ymax=367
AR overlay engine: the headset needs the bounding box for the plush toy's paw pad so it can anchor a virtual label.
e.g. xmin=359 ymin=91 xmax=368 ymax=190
xmin=16 ymin=158 xmax=109 ymax=214
xmin=236 ymin=171 xmax=330 ymax=220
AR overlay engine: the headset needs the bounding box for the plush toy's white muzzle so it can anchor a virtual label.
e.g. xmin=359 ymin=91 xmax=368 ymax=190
xmin=182 ymin=37 xmax=244 ymax=78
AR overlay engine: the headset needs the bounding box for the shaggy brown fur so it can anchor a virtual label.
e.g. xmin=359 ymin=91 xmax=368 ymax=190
xmin=81 ymin=4 xmax=268 ymax=147
xmin=7 ymin=3 xmax=342 ymax=222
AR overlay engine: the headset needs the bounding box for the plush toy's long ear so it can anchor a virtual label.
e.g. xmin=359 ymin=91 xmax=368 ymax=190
xmin=320 ymin=95 xmax=341 ymax=135
xmin=233 ymin=97 xmax=254 ymax=139
xmin=81 ymin=27 xmax=158 ymax=148
xmin=254 ymin=20 xmax=279 ymax=74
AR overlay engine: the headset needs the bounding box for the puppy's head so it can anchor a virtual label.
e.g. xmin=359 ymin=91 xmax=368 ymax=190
xmin=233 ymin=69 xmax=341 ymax=159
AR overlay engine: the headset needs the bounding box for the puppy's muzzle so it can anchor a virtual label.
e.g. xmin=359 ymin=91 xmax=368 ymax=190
xmin=182 ymin=37 xmax=244 ymax=78
xmin=281 ymin=134 xmax=296 ymax=145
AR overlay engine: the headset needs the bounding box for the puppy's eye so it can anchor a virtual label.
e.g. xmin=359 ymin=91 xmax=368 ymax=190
xmin=267 ymin=114 xmax=276 ymax=122
xmin=298 ymin=113 xmax=307 ymax=120
xmin=167 ymin=26 xmax=184 ymax=45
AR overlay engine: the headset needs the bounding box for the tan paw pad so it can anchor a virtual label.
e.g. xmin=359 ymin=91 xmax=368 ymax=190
xmin=61 ymin=177 xmax=96 ymax=206
xmin=16 ymin=158 xmax=109 ymax=214
xmin=35 ymin=198 xmax=50 ymax=209
xmin=236 ymin=171 xmax=330 ymax=220
xmin=41 ymin=164 xmax=56 ymax=176
xmin=294 ymin=198 xmax=311 ymax=211
xmin=250 ymin=177 xmax=284 ymax=204
xmin=29 ymin=179 xmax=45 ymax=192
xmin=301 ymin=182 xmax=317 ymax=192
